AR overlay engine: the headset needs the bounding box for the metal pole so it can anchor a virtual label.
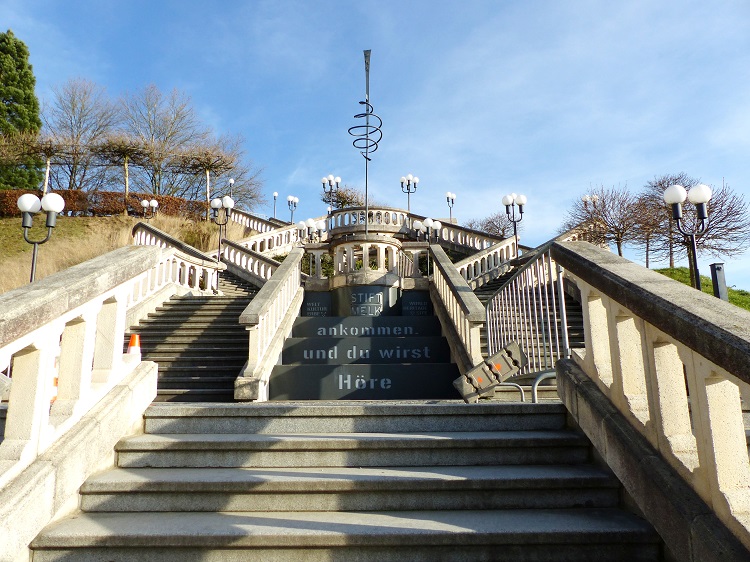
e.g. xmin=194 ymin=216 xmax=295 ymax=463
xmin=30 ymin=242 xmax=39 ymax=283
xmin=689 ymin=233 xmax=701 ymax=290
xmin=710 ymin=263 xmax=729 ymax=301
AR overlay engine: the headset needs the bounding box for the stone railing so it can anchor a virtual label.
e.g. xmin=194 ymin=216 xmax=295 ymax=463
xmin=327 ymin=206 xmax=505 ymax=253
xmin=132 ymin=222 xmax=224 ymax=292
xmin=454 ymin=238 xmax=516 ymax=289
xmin=235 ymin=247 xmax=305 ymax=401
xmin=234 ymin=222 xmax=301 ymax=256
xmin=552 ymin=241 xmax=750 ymax=555
xmin=220 ymin=239 xmax=281 ymax=287
xmin=0 ymin=245 xmax=219 ymax=486
xmin=429 ymin=245 xmax=486 ymax=372
xmin=229 ymin=208 xmax=281 ymax=233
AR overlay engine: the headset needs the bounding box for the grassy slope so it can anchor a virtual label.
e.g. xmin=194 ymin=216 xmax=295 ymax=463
xmin=654 ymin=267 xmax=750 ymax=311
xmin=0 ymin=215 xmax=253 ymax=294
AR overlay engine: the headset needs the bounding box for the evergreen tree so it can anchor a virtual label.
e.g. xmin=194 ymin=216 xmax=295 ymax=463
xmin=0 ymin=29 xmax=43 ymax=189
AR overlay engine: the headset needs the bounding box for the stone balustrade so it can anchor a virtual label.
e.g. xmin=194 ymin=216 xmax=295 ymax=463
xmin=0 ymin=244 xmax=207 ymax=486
xmin=454 ymin=239 xmax=516 ymax=288
xmin=430 ymin=245 xmax=486 ymax=372
xmin=234 ymin=223 xmax=301 ymax=256
xmin=221 ymin=240 xmax=280 ymax=286
xmin=235 ymin=247 xmax=305 ymax=401
xmin=229 ymin=208 xmax=282 ymax=233
xmin=552 ymin=241 xmax=750 ymax=551
xmin=132 ymin=222 xmax=224 ymax=292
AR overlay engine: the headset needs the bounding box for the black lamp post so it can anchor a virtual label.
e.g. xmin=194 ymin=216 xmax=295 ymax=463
xmin=663 ymin=183 xmax=712 ymax=290
xmin=211 ymin=195 xmax=235 ymax=288
xmin=287 ymin=195 xmax=299 ymax=223
xmin=321 ymin=174 xmax=341 ymax=209
xmin=502 ymin=192 xmax=526 ymax=253
xmin=446 ymin=192 xmax=456 ymax=223
xmin=400 ymin=174 xmax=419 ymax=212
xmin=17 ymin=193 xmax=66 ymax=283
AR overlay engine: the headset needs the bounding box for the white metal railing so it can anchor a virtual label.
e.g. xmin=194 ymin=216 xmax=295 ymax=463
xmin=485 ymin=242 xmax=568 ymax=374
xmin=236 ymin=247 xmax=305 ymax=401
xmin=430 ymin=245 xmax=485 ymax=369
xmin=455 ymin=238 xmax=517 ymax=288
xmin=552 ymin=240 xmax=750 ymax=550
xmin=0 ymin=244 xmax=207 ymax=486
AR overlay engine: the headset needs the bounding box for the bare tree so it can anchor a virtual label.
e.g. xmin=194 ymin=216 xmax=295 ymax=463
xmin=42 ymin=78 xmax=119 ymax=191
xmin=119 ymin=84 xmax=210 ymax=197
xmin=321 ymin=184 xmax=366 ymax=209
xmin=465 ymin=211 xmax=517 ymax=238
xmin=562 ymin=185 xmax=640 ymax=256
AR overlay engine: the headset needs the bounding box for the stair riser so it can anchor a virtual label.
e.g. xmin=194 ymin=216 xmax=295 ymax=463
xmin=31 ymin=542 xmax=659 ymax=562
xmin=80 ymin=487 xmax=619 ymax=513
xmin=293 ymin=316 xmax=443 ymax=338
xmin=282 ymin=336 xmax=451 ymax=365
xmin=144 ymin=412 xmax=568 ymax=434
xmin=116 ymin=446 xmax=591 ymax=469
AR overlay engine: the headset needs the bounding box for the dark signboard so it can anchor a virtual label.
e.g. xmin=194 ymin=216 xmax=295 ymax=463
xmin=333 ymin=285 xmax=400 ymax=316
xmin=401 ymin=291 xmax=433 ymax=316
xmin=303 ymin=291 xmax=332 ymax=317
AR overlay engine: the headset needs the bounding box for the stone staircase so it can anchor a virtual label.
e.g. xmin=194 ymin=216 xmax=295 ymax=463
xmin=30 ymin=401 xmax=662 ymax=561
xmin=268 ymin=311 xmax=461 ymax=400
xmin=125 ymin=272 xmax=257 ymax=402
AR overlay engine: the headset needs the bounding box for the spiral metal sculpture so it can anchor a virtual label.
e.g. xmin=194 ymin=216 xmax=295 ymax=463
xmin=348 ymin=50 xmax=382 ymax=235
xmin=348 ymin=100 xmax=382 ymax=162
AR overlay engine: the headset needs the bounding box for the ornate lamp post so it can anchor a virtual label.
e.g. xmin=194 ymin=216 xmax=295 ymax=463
xmin=321 ymin=174 xmax=341 ymax=209
xmin=287 ymin=195 xmax=299 ymax=223
xmin=446 ymin=192 xmax=456 ymax=222
xmin=17 ymin=192 xmax=66 ymax=282
xmin=273 ymin=192 xmax=278 ymax=218
xmin=400 ymin=173 xmax=419 ymax=212
xmin=502 ymin=192 xmax=526 ymax=251
xmin=228 ymin=177 xmax=235 ymax=198
xmin=140 ymin=198 xmax=158 ymax=219
xmin=663 ymin=183 xmax=712 ymax=290
xmin=211 ymin=195 xmax=235 ymax=287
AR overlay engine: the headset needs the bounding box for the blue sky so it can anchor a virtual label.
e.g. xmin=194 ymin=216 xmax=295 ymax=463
xmin=3 ymin=0 xmax=750 ymax=287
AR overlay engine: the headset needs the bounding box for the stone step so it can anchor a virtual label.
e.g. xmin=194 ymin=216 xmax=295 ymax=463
xmin=30 ymin=508 xmax=660 ymax=562
xmin=154 ymin=365 xmax=244 ymax=377
xmin=281 ymin=336 xmax=451 ymax=365
xmin=115 ymin=430 xmax=591 ymax=468
xmin=127 ymin=329 xmax=247 ymax=340
xmin=141 ymin=354 xmax=246 ymax=367
xmin=142 ymin=402 xmax=570 ymax=434
xmin=292 ymin=316 xmax=443 ymax=338
xmin=78 ymin=464 xmax=620 ymax=512
xmin=269 ymin=363 xmax=459 ymax=400
xmin=157 ymin=376 xmax=238 ymax=390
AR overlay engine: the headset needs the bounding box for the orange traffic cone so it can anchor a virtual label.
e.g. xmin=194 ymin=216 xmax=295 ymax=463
xmin=127 ymin=334 xmax=141 ymax=356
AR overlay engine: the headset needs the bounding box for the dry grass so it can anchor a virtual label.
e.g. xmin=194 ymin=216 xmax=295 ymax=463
xmin=0 ymin=215 xmax=254 ymax=294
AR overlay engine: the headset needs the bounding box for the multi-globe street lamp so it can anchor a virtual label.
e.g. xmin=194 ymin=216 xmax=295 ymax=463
xmin=140 ymin=198 xmax=158 ymax=220
xmin=17 ymin=192 xmax=66 ymax=282
xmin=663 ymin=183 xmax=712 ymax=291
xmin=445 ymin=192 xmax=456 ymax=223
xmin=502 ymin=192 xmax=526 ymax=251
xmin=287 ymin=195 xmax=299 ymax=223
xmin=413 ymin=217 xmax=442 ymax=276
xmin=321 ymin=174 xmax=341 ymax=209
xmin=400 ymin=174 xmax=419 ymax=212
xmin=210 ymin=195 xmax=235 ymax=288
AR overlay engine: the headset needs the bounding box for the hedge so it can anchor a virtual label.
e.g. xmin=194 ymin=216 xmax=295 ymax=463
xmin=0 ymin=189 xmax=208 ymax=219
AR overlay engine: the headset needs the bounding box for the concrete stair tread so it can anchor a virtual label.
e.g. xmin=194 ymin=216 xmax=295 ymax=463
xmin=117 ymin=430 xmax=590 ymax=451
xmin=144 ymin=400 xmax=568 ymax=416
xmin=32 ymin=508 xmax=658 ymax=549
xmin=82 ymin=464 xmax=618 ymax=492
